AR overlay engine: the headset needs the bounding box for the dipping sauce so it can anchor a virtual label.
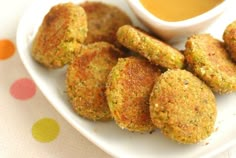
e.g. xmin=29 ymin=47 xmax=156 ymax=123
xmin=140 ymin=0 xmax=224 ymax=22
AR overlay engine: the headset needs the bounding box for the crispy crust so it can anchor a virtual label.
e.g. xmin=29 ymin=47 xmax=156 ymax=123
xmin=184 ymin=34 xmax=236 ymax=94
xmin=80 ymin=2 xmax=132 ymax=49
xmin=116 ymin=25 xmax=185 ymax=69
xmin=66 ymin=42 xmax=123 ymax=121
xmin=106 ymin=56 xmax=161 ymax=132
xmin=223 ymin=20 xmax=236 ymax=62
xmin=32 ymin=3 xmax=88 ymax=68
xmin=150 ymin=69 xmax=217 ymax=144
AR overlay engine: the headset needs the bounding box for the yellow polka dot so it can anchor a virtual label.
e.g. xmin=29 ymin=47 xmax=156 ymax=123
xmin=32 ymin=118 xmax=60 ymax=143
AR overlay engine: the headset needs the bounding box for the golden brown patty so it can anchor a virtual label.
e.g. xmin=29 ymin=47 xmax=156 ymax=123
xmin=116 ymin=25 xmax=185 ymax=69
xmin=32 ymin=3 xmax=87 ymax=68
xmin=80 ymin=1 xmax=132 ymax=49
xmin=184 ymin=34 xmax=236 ymax=94
xmin=106 ymin=56 xmax=161 ymax=132
xmin=150 ymin=69 xmax=217 ymax=144
xmin=66 ymin=42 xmax=123 ymax=121
xmin=223 ymin=20 xmax=236 ymax=62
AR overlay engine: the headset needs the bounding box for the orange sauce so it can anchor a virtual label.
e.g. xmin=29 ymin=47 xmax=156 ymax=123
xmin=140 ymin=0 xmax=224 ymax=22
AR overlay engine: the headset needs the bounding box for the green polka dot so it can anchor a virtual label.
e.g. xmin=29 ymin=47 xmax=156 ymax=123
xmin=32 ymin=118 xmax=60 ymax=143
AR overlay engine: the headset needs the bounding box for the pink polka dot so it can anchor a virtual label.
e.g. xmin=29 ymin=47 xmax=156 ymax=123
xmin=10 ymin=78 xmax=36 ymax=100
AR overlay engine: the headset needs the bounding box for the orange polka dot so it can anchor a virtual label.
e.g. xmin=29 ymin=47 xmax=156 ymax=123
xmin=0 ymin=39 xmax=15 ymax=60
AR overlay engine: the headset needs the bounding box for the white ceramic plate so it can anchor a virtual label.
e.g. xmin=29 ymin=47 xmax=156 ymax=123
xmin=17 ymin=0 xmax=236 ymax=157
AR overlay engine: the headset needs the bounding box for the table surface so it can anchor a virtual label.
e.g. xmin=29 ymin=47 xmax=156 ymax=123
xmin=0 ymin=0 xmax=235 ymax=157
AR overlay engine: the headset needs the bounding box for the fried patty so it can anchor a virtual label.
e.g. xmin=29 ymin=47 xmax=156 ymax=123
xmin=116 ymin=25 xmax=185 ymax=69
xmin=80 ymin=1 xmax=132 ymax=49
xmin=223 ymin=20 xmax=236 ymax=62
xmin=32 ymin=3 xmax=88 ymax=68
xmin=66 ymin=42 xmax=123 ymax=121
xmin=150 ymin=69 xmax=217 ymax=144
xmin=106 ymin=56 xmax=161 ymax=132
xmin=184 ymin=34 xmax=236 ymax=94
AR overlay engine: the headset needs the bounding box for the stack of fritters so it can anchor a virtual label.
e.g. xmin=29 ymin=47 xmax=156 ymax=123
xmin=32 ymin=1 xmax=236 ymax=144
xmin=32 ymin=2 xmax=132 ymax=121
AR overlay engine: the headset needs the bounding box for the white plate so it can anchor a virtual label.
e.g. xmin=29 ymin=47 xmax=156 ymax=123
xmin=16 ymin=0 xmax=236 ymax=157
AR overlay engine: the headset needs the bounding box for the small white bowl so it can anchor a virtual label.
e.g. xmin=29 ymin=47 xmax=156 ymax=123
xmin=127 ymin=0 xmax=228 ymax=43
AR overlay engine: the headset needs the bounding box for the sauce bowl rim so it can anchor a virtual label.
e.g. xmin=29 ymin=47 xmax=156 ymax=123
xmin=127 ymin=0 xmax=228 ymax=28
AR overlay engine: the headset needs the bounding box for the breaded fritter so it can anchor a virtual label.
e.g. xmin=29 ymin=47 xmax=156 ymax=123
xmin=80 ymin=1 xmax=132 ymax=49
xmin=184 ymin=34 xmax=236 ymax=94
xmin=106 ymin=56 xmax=161 ymax=132
xmin=150 ymin=69 xmax=217 ymax=144
xmin=116 ymin=25 xmax=185 ymax=69
xmin=32 ymin=3 xmax=87 ymax=68
xmin=66 ymin=42 xmax=123 ymax=121
xmin=223 ymin=20 xmax=236 ymax=62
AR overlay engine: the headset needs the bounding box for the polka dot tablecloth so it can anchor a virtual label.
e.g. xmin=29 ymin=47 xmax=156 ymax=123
xmin=0 ymin=0 xmax=110 ymax=157
xmin=0 ymin=0 xmax=235 ymax=158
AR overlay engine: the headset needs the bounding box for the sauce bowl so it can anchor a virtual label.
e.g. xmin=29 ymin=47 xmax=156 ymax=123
xmin=126 ymin=0 xmax=228 ymax=43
